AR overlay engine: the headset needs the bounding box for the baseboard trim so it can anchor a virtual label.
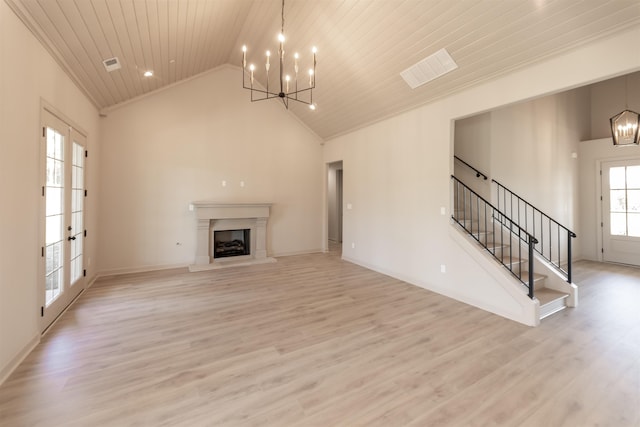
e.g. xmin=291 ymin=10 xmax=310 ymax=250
xmin=96 ymin=263 xmax=189 ymax=278
xmin=97 ymin=251 xmax=326 ymax=278
xmin=0 ymin=334 xmax=39 ymax=386
xmin=272 ymin=248 xmax=324 ymax=257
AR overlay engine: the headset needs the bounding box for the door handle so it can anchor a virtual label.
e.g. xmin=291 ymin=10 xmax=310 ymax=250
xmin=68 ymin=236 xmax=76 ymax=241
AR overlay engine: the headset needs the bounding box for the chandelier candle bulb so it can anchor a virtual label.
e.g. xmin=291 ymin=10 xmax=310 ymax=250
xmin=242 ymin=45 xmax=247 ymax=68
xmin=249 ymin=64 xmax=255 ymax=84
xmin=294 ymin=52 xmax=299 ymax=73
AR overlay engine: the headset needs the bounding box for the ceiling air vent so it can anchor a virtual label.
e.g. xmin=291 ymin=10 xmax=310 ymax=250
xmin=400 ymin=48 xmax=458 ymax=89
xmin=102 ymin=57 xmax=121 ymax=72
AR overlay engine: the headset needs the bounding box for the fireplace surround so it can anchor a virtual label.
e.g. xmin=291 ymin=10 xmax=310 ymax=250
xmin=189 ymin=202 xmax=275 ymax=271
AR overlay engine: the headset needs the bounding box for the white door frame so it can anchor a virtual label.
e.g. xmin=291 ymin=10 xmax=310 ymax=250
xmin=598 ymin=157 xmax=640 ymax=266
xmin=39 ymin=103 xmax=89 ymax=333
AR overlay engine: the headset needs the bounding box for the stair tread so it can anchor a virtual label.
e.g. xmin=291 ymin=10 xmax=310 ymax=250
xmin=535 ymin=288 xmax=568 ymax=305
xmin=520 ymin=271 xmax=546 ymax=282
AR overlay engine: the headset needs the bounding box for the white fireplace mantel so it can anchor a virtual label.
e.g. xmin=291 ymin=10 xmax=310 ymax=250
xmin=189 ymin=202 xmax=275 ymax=271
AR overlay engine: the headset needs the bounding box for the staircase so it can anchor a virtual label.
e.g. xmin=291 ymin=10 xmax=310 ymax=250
xmin=451 ymin=176 xmax=571 ymax=321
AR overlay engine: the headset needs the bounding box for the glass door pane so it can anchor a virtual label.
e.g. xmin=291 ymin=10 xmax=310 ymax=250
xmin=45 ymin=127 xmax=65 ymax=306
xmin=70 ymin=142 xmax=84 ymax=284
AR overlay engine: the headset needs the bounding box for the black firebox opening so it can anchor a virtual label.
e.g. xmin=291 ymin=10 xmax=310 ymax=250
xmin=214 ymin=229 xmax=250 ymax=258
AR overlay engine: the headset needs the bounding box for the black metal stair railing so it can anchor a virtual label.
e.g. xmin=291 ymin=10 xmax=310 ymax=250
xmin=454 ymin=155 xmax=488 ymax=180
xmin=492 ymin=179 xmax=577 ymax=283
xmin=452 ymin=176 xmax=539 ymax=299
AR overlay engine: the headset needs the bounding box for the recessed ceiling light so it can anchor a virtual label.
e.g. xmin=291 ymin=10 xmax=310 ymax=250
xmin=143 ymin=70 xmax=153 ymax=77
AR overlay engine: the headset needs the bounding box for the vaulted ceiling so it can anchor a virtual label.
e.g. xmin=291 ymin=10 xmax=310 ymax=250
xmin=6 ymin=0 xmax=640 ymax=139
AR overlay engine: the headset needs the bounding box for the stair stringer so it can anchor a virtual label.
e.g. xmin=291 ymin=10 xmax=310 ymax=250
xmin=449 ymin=223 xmax=540 ymax=327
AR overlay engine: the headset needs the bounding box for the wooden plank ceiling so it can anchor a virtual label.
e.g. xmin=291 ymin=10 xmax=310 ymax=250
xmin=6 ymin=0 xmax=640 ymax=139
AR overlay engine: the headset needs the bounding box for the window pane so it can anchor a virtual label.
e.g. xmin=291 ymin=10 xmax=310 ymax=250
xmin=46 ymin=187 xmax=63 ymax=216
xmin=628 ymin=190 xmax=640 ymax=213
xmin=610 ymin=167 xmax=626 ymax=189
xmin=611 ymin=212 xmax=627 ymax=236
xmin=628 ymin=214 xmax=640 ymax=237
xmin=45 ymin=215 xmax=62 ymax=244
xmin=46 ymin=128 xmax=55 ymax=157
xmin=610 ymin=190 xmax=627 ymax=212
xmin=46 ymin=245 xmax=54 ymax=275
xmin=627 ymin=166 xmax=640 ymax=189
xmin=55 ymin=133 xmax=63 ymax=160
xmin=46 ymin=158 xmax=63 ymax=186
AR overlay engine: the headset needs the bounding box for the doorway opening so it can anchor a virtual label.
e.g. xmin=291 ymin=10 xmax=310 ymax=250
xmin=327 ymin=161 xmax=343 ymax=255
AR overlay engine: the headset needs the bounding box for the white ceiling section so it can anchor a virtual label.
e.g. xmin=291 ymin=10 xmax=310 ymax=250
xmin=5 ymin=0 xmax=640 ymax=139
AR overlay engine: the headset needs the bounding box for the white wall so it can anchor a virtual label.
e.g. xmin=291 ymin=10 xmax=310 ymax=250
xmin=324 ymin=27 xmax=640 ymax=325
xmin=455 ymin=88 xmax=590 ymax=226
xmin=454 ymin=112 xmax=491 ymax=199
xmin=98 ymin=66 xmax=324 ymax=274
xmin=590 ymin=71 xmax=640 ymax=139
xmin=0 ymin=2 xmax=100 ymax=382
xmin=490 ymin=88 xmax=590 ymax=230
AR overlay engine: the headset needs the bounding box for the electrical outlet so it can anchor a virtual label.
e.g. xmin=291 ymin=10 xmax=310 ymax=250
xmin=440 ymin=264 xmax=446 ymax=273
xmin=351 ymin=242 xmax=355 ymax=249
xmin=440 ymin=207 xmax=446 ymax=215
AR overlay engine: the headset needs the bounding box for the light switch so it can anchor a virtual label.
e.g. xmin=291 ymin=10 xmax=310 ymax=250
xmin=347 ymin=203 xmax=353 ymax=210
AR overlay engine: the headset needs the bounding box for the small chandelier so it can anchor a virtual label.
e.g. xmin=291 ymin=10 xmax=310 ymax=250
xmin=241 ymin=0 xmax=317 ymax=110
xmin=610 ymin=75 xmax=639 ymax=146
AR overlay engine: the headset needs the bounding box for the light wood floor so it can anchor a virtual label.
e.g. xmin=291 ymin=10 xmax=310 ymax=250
xmin=1 ymin=250 xmax=639 ymax=426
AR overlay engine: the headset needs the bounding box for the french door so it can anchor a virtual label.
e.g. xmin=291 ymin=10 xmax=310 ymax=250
xmin=602 ymin=159 xmax=640 ymax=266
xmin=41 ymin=110 xmax=86 ymax=331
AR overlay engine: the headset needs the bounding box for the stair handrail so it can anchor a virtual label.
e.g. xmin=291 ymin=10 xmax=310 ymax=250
xmin=453 ymin=156 xmax=488 ymax=180
xmin=451 ymin=175 xmax=538 ymax=299
xmin=492 ymin=179 xmax=577 ymax=283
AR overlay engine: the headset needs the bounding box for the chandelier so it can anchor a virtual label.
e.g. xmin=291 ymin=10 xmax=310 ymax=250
xmin=610 ymin=75 xmax=639 ymax=146
xmin=241 ymin=0 xmax=317 ymax=110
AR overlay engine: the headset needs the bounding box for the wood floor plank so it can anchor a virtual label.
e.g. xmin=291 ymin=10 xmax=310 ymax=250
xmin=1 ymin=254 xmax=639 ymax=426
